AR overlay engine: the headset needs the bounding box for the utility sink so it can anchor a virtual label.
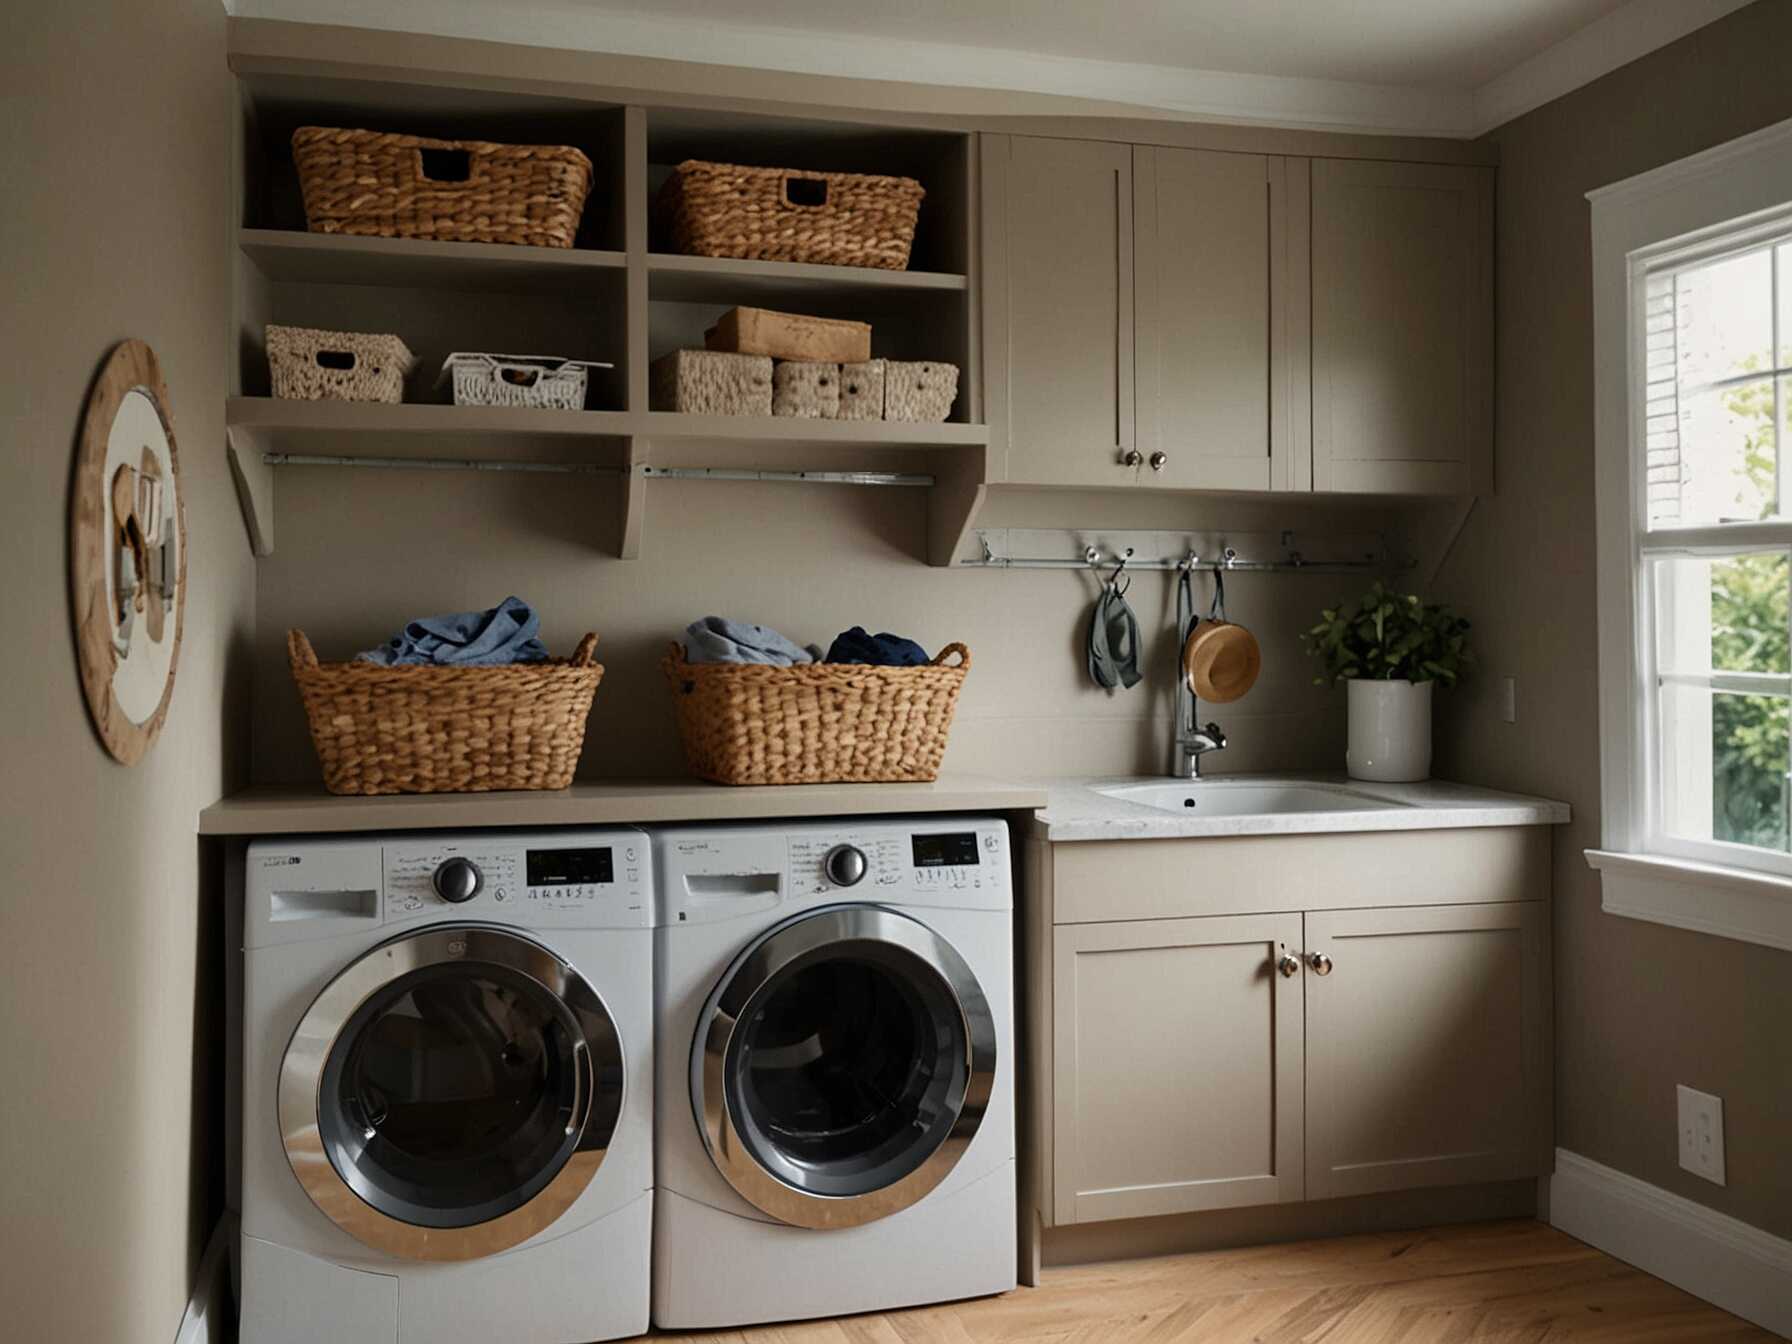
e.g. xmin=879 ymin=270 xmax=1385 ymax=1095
xmin=1096 ymin=780 xmax=1414 ymax=817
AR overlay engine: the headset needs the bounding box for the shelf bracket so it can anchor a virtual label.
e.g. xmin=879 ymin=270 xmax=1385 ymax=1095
xmin=225 ymin=424 xmax=274 ymax=557
xmin=619 ymin=438 xmax=647 ymax=561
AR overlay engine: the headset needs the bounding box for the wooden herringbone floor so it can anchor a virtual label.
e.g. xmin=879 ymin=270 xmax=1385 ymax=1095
xmin=651 ymin=1219 xmax=1773 ymax=1342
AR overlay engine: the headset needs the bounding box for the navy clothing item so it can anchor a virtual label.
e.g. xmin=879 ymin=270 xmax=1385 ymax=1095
xmin=685 ymin=616 xmax=821 ymax=666
xmin=356 ymin=596 xmax=550 ymax=666
xmin=825 ymin=627 xmax=931 ymax=667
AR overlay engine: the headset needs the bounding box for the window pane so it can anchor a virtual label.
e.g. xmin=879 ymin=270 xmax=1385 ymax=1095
xmin=1674 ymin=378 xmax=1777 ymax=524
xmin=1779 ymin=244 xmax=1790 ymax=369
xmin=1676 ymin=247 xmax=1774 ymax=387
xmin=1656 ymin=552 xmax=1792 ymax=856
xmin=1656 ymin=552 xmax=1791 ymax=675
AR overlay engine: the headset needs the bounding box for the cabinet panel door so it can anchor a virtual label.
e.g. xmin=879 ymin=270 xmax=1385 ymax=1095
xmin=986 ymin=134 xmax=1137 ymax=488
xmin=1052 ymin=914 xmax=1304 ymax=1224
xmin=1134 ymin=147 xmax=1273 ymax=491
xmin=1310 ymin=160 xmax=1492 ymax=495
xmin=1304 ymin=902 xmax=1549 ymax=1200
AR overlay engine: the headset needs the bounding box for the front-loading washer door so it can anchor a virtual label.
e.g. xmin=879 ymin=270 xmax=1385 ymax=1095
xmin=692 ymin=904 xmax=996 ymax=1230
xmin=279 ymin=925 xmax=623 ymax=1261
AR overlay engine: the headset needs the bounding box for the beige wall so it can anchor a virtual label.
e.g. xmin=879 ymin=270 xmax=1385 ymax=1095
xmin=256 ymin=479 xmax=1396 ymax=783
xmin=1433 ymin=0 xmax=1792 ymax=1241
xmin=0 ymin=3 xmax=252 ymax=1341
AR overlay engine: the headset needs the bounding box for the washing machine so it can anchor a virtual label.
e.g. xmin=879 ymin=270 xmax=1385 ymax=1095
xmin=240 ymin=829 xmax=653 ymax=1344
xmin=651 ymin=816 xmax=1016 ymax=1329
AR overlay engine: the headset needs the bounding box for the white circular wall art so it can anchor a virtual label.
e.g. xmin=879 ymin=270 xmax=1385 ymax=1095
xmin=71 ymin=340 xmax=188 ymax=764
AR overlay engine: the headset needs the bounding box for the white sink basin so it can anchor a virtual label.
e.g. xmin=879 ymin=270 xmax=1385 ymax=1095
xmin=1097 ymin=780 xmax=1412 ymax=817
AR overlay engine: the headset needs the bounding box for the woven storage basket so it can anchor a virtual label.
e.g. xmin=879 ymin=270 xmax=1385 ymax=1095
xmin=656 ymin=160 xmax=925 ymax=271
xmin=651 ymin=350 xmax=773 ymax=415
xmin=884 ymin=360 xmax=960 ymax=422
xmin=292 ymin=126 xmax=593 ymax=249
xmin=437 ymin=353 xmax=609 ymax=410
xmin=662 ymin=642 xmax=969 ymax=785
xmin=289 ymin=629 xmax=603 ymax=795
xmin=838 ymin=360 xmax=886 ymax=421
xmin=267 ymin=325 xmax=415 ymax=403
xmin=772 ymin=361 xmax=840 ymax=418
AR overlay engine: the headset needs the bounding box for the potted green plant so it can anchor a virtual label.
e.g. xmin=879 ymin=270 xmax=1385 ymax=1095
xmin=1304 ymin=583 xmax=1472 ymax=782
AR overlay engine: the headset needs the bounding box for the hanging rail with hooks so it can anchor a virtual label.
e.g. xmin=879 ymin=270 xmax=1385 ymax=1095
xmin=961 ymin=528 xmax=1397 ymax=575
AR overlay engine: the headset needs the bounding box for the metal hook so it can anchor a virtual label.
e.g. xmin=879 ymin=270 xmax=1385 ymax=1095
xmin=1104 ymin=547 xmax=1134 ymax=596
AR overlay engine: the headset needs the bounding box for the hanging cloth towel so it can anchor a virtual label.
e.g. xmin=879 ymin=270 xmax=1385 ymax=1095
xmin=355 ymin=595 xmax=549 ymax=666
xmin=1086 ymin=578 xmax=1143 ymax=690
xmin=825 ymin=627 xmax=930 ymax=666
xmin=684 ymin=616 xmax=822 ymax=666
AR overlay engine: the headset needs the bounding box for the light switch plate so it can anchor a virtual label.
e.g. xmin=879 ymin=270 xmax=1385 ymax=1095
xmin=1677 ymin=1084 xmax=1726 ymax=1185
xmin=1500 ymin=675 xmax=1517 ymax=724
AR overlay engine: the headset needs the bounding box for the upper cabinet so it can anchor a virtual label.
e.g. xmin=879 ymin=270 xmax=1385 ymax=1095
xmin=1134 ymin=148 xmax=1283 ymax=492
xmin=984 ymin=135 xmax=1135 ymax=488
xmin=982 ymin=136 xmax=1493 ymax=498
xmin=1310 ymin=159 xmax=1493 ymax=496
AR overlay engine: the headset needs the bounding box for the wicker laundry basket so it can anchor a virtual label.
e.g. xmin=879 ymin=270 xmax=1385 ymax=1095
xmin=656 ymin=160 xmax=924 ymax=271
xmin=289 ymin=629 xmax=603 ymax=795
xmin=292 ymin=126 xmax=593 ymax=249
xmin=662 ymin=642 xmax=969 ymax=785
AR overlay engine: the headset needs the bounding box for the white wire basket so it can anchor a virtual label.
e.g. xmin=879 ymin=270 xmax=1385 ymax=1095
xmin=435 ymin=353 xmax=612 ymax=410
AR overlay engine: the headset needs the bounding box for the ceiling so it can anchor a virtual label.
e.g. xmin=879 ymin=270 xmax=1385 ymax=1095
xmin=229 ymin=0 xmax=1757 ymax=137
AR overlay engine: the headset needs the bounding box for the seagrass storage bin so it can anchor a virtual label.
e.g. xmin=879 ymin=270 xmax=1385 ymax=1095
xmin=651 ymin=350 xmax=773 ymax=415
xmin=292 ymin=126 xmax=593 ymax=249
xmin=289 ymin=629 xmax=603 ymax=795
xmin=772 ymin=361 xmax=840 ymax=418
xmin=656 ymin=159 xmax=925 ymax=271
xmin=662 ymin=642 xmax=969 ymax=785
xmin=267 ymin=325 xmax=415 ymax=403
xmin=838 ymin=360 xmax=886 ymax=421
xmin=884 ymin=360 xmax=960 ymax=422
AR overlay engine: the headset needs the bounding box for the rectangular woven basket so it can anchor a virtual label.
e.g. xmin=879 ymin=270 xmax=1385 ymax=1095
xmin=289 ymin=629 xmax=603 ymax=795
xmin=662 ymin=642 xmax=969 ymax=785
xmin=292 ymin=126 xmax=594 ymax=249
xmin=656 ymin=159 xmax=925 ymax=271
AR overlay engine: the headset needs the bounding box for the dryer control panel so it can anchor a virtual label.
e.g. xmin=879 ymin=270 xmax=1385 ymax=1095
xmin=654 ymin=817 xmax=1010 ymax=927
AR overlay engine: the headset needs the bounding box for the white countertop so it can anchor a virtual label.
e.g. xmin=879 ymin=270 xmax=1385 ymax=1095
xmin=198 ymin=774 xmax=1050 ymax=836
xmin=1030 ymin=774 xmax=1571 ymax=842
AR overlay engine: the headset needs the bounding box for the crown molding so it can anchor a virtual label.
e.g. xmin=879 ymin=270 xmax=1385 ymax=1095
xmin=227 ymin=0 xmax=1755 ymax=142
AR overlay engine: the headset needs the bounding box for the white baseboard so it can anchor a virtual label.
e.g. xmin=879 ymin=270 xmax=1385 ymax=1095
xmin=1548 ymin=1148 xmax=1792 ymax=1339
xmin=173 ymin=1215 xmax=234 ymax=1344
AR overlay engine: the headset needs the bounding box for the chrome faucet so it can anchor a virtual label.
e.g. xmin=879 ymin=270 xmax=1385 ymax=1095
xmin=1172 ymin=668 xmax=1227 ymax=778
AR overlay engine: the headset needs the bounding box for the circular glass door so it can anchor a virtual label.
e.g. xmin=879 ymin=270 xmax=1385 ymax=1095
xmin=280 ymin=926 xmax=622 ymax=1261
xmin=692 ymin=905 xmax=996 ymax=1230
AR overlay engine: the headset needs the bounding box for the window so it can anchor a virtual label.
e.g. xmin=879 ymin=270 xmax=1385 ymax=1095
xmin=1641 ymin=237 xmax=1792 ymax=876
xmin=1589 ymin=117 xmax=1792 ymax=951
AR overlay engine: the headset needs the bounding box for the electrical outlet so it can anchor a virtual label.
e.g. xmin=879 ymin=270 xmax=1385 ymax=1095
xmin=1500 ymin=676 xmax=1517 ymax=724
xmin=1677 ymin=1085 xmax=1726 ymax=1185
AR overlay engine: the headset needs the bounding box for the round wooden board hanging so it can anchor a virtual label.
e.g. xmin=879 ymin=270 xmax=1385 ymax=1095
xmin=70 ymin=339 xmax=188 ymax=765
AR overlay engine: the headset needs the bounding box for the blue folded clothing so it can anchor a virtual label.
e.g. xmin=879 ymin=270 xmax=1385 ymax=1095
xmin=356 ymin=596 xmax=550 ymax=667
xmin=685 ymin=616 xmax=821 ymax=666
xmin=825 ymin=627 xmax=930 ymax=667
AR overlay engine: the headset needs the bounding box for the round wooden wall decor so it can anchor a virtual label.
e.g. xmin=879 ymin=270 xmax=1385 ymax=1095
xmin=70 ymin=339 xmax=188 ymax=765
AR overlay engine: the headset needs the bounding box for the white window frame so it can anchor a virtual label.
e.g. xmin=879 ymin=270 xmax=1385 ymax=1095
xmin=1589 ymin=116 xmax=1792 ymax=952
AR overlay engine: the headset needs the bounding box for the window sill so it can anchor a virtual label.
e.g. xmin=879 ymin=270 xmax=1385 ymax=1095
xmin=1584 ymin=849 xmax=1792 ymax=952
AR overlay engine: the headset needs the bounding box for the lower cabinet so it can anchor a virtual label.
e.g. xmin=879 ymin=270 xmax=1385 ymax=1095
xmin=1303 ymin=902 xmax=1549 ymax=1199
xmin=1051 ymin=914 xmax=1304 ymax=1225
xmin=1034 ymin=831 xmax=1553 ymax=1228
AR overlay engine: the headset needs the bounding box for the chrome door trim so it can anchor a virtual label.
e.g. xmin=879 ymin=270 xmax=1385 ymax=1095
xmin=279 ymin=924 xmax=623 ymax=1262
xmin=692 ymin=904 xmax=997 ymax=1231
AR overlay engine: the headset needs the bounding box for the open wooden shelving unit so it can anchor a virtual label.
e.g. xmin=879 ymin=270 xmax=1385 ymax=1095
xmin=230 ymin=69 xmax=986 ymax=564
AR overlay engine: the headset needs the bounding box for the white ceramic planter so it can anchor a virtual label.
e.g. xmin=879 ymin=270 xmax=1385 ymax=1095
xmin=1346 ymin=678 xmax=1434 ymax=782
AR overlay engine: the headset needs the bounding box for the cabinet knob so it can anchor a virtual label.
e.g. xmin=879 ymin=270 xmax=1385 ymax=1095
xmin=1149 ymin=451 xmax=1168 ymax=472
xmin=1276 ymin=953 xmax=1300 ymax=978
xmin=1308 ymin=951 xmax=1333 ymax=976
xmin=1119 ymin=449 xmax=1143 ymax=468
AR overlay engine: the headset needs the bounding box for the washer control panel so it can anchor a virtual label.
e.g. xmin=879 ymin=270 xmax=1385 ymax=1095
xmin=381 ymin=830 xmax=649 ymax=924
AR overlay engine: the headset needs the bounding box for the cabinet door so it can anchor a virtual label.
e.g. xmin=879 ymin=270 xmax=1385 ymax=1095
xmin=1304 ymin=902 xmax=1549 ymax=1200
xmin=1310 ymin=159 xmax=1492 ymax=496
xmin=1052 ymin=913 xmax=1304 ymax=1224
xmin=1134 ymin=147 xmax=1276 ymax=491
xmin=984 ymin=134 xmax=1137 ymax=488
